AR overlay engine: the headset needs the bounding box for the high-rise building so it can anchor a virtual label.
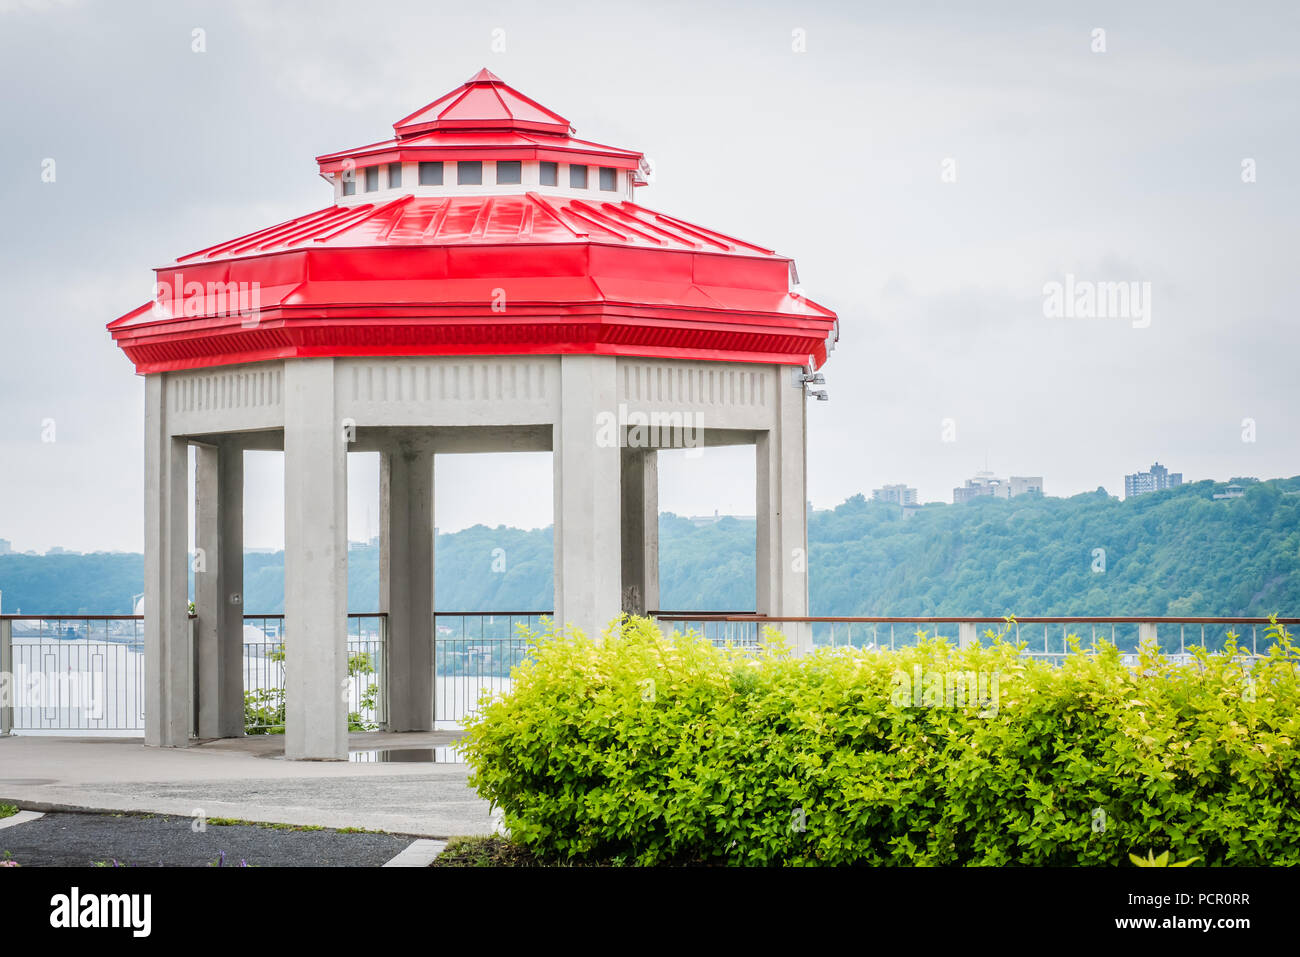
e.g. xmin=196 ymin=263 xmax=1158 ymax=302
xmin=954 ymin=472 xmax=998 ymax=503
xmin=1000 ymin=476 xmax=1043 ymax=499
xmin=872 ymin=484 xmax=918 ymax=506
xmin=1124 ymin=462 xmax=1183 ymax=499
xmin=953 ymin=471 xmax=1043 ymax=503
xmin=0 ymin=538 xmax=11 ymax=555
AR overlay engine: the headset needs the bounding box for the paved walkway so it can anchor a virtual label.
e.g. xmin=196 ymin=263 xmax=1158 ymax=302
xmin=0 ymin=732 xmax=494 ymax=838
xmin=1 ymin=811 xmax=418 ymax=867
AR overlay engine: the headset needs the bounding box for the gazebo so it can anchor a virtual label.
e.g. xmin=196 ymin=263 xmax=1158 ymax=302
xmin=108 ymin=69 xmax=839 ymax=759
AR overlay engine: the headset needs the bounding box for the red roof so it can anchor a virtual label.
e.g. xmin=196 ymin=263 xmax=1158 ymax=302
xmin=316 ymin=129 xmax=644 ymax=175
xmin=316 ymin=70 xmax=644 ymax=178
xmin=393 ymin=68 xmax=572 ymax=136
xmin=108 ymin=72 xmax=839 ymax=374
xmin=173 ymin=194 xmax=781 ymax=262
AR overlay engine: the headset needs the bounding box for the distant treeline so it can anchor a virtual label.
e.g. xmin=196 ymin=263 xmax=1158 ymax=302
xmin=2 ymin=477 xmax=1297 ymax=617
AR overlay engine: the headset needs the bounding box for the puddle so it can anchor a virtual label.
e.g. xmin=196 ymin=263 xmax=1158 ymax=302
xmin=347 ymin=746 xmax=463 ymax=763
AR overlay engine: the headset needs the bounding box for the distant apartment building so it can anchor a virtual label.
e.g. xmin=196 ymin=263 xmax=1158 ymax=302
xmin=953 ymin=471 xmax=1043 ymax=504
xmin=0 ymin=538 xmax=10 ymax=555
xmin=1213 ymin=484 xmax=1246 ymax=500
xmin=687 ymin=510 xmax=756 ymax=526
xmin=1124 ymin=462 xmax=1183 ymax=499
xmin=1003 ymin=476 xmax=1044 ymax=498
xmin=872 ymin=484 xmax=918 ymax=506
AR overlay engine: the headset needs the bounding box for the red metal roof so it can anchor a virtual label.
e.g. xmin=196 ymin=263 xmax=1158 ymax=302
xmin=108 ymin=72 xmax=839 ymax=374
xmin=172 ymin=194 xmax=780 ymax=262
xmin=393 ymin=68 xmax=572 ymax=137
xmin=315 ymin=129 xmax=644 ymax=175
xmin=315 ymin=70 xmax=644 ymax=177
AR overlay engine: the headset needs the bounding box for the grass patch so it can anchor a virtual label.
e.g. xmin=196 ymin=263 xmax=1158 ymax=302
xmin=0 ymin=804 xmax=18 ymax=821
xmin=430 ymin=835 xmax=702 ymax=867
xmin=205 ymin=817 xmax=325 ymax=832
xmin=431 ymin=836 xmax=556 ymax=867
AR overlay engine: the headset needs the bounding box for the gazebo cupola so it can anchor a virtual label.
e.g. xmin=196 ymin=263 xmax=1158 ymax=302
xmin=318 ymin=68 xmax=650 ymax=204
xmin=108 ymin=70 xmax=839 ymax=760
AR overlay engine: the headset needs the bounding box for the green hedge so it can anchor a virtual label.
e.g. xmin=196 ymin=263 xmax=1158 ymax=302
xmin=459 ymin=616 xmax=1300 ymax=865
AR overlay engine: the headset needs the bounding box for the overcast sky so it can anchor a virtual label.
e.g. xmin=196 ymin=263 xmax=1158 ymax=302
xmin=1 ymin=0 xmax=1297 ymax=552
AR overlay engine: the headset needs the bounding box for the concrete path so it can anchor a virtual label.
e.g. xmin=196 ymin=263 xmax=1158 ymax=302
xmin=0 ymin=811 xmax=418 ymax=867
xmin=0 ymin=732 xmax=494 ymax=838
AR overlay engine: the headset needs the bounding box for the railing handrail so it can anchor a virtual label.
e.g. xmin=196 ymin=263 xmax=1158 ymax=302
xmin=434 ymin=611 xmax=552 ymax=616
xmin=653 ymin=614 xmax=1300 ymax=625
xmin=0 ymin=612 xmax=390 ymax=621
xmin=2 ymin=612 xmax=1291 ymax=625
xmin=0 ymin=614 xmax=146 ymax=621
xmin=240 ymin=613 xmax=389 ymax=620
xmin=649 ymin=610 xmax=754 ymax=617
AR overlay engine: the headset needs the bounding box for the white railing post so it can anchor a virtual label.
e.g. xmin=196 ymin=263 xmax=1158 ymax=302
xmin=958 ymin=622 xmax=977 ymax=650
xmin=376 ymin=615 xmax=390 ymax=729
xmin=188 ymin=615 xmax=197 ymax=739
xmin=0 ymin=617 xmax=12 ymax=735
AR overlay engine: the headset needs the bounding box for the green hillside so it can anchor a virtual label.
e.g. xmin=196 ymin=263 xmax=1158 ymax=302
xmin=2 ymin=477 xmax=1297 ymax=618
xmin=804 ymin=478 xmax=1300 ymax=617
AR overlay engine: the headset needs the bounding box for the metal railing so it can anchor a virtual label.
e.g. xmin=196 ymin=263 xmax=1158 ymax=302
xmin=0 ymin=613 xmax=387 ymax=736
xmin=4 ymin=611 xmax=1293 ymax=737
xmin=651 ymin=614 xmax=1300 ymax=660
xmin=240 ymin=614 xmax=388 ymax=734
xmin=433 ymin=612 xmax=549 ymax=728
xmin=0 ymin=615 xmax=147 ymax=734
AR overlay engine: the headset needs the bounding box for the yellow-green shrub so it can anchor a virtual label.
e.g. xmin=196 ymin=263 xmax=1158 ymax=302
xmin=458 ymin=616 xmax=1300 ymax=866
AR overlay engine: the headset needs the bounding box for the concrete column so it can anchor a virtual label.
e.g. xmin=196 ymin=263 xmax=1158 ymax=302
xmin=379 ymin=438 xmax=434 ymax=731
xmin=0 ymin=618 xmax=13 ymax=735
xmin=283 ymin=359 xmax=349 ymax=760
xmin=620 ymin=447 xmax=659 ymax=616
xmin=757 ymin=366 xmax=810 ymax=651
xmin=553 ymin=355 xmax=622 ymax=638
xmin=143 ymin=374 xmax=191 ymax=747
xmin=194 ymin=440 xmax=245 ymax=738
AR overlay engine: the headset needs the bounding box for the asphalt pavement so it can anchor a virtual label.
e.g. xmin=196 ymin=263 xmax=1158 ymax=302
xmin=0 ymin=811 xmax=416 ymax=867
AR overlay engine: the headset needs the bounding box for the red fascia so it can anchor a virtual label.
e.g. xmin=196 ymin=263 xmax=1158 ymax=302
xmin=115 ymin=318 xmax=830 ymax=374
xmin=111 ymin=304 xmax=832 ymax=374
xmin=316 ymin=145 xmax=642 ymax=176
xmin=110 ymin=241 xmax=835 ymax=375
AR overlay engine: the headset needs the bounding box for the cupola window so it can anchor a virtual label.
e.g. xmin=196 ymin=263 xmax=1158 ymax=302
xmin=569 ymin=164 xmax=588 ymax=188
xmin=387 ymin=162 xmax=402 ymax=188
xmin=540 ymin=162 xmax=558 ymax=186
xmin=496 ymin=161 xmax=522 ymax=184
xmin=599 ymin=167 xmax=617 ymax=191
xmin=419 ymin=161 xmax=443 ymax=185
xmin=458 ymin=161 xmax=483 ymax=185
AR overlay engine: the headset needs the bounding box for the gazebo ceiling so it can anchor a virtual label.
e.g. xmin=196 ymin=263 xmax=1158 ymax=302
xmin=108 ymin=70 xmax=838 ymax=374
